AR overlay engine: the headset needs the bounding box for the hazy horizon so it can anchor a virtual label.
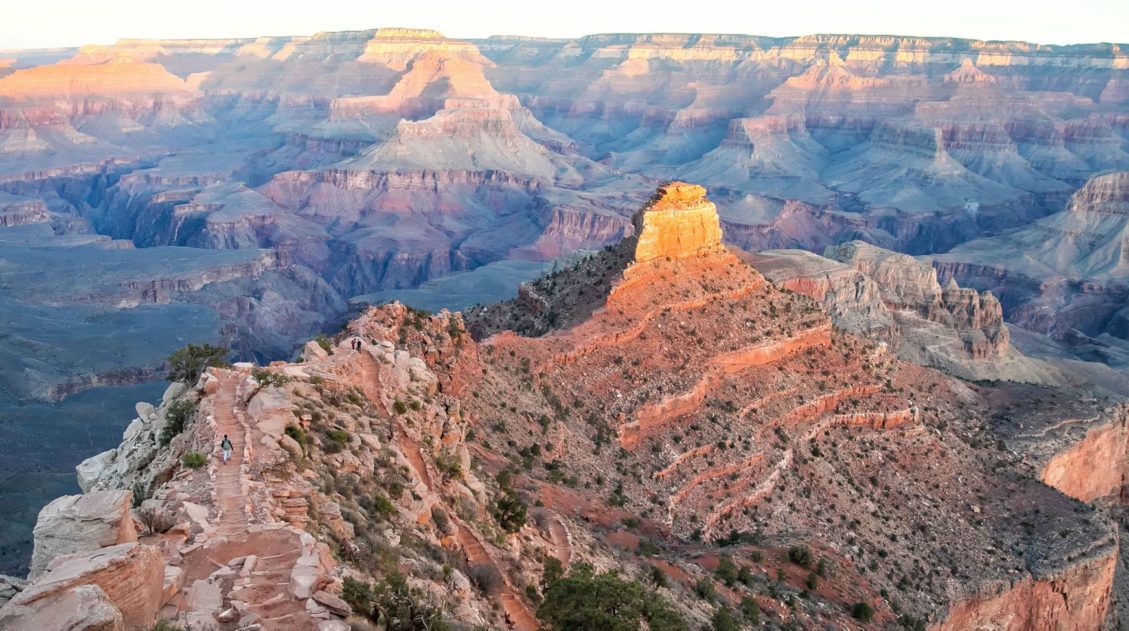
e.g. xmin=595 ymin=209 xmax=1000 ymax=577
xmin=4 ymin=0 xmax=1127 ymax=51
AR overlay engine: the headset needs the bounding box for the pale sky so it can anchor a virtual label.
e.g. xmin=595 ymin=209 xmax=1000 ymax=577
xmin=3 ymin=0 xmax=1127 ymax=50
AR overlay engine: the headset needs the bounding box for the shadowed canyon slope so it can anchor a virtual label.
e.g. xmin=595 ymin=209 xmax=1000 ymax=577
xmin=3 ymin=183 xmax=1127 ymax=630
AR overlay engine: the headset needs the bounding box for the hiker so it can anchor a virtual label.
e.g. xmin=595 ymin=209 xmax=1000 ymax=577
xmin=221 ymin=434 xmax=233 ymax=464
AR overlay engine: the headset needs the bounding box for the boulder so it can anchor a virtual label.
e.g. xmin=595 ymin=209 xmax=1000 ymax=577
xmin=12 ymin=543 xmax=163 ymax=630
xmin=304 ymin=340 xmax=329 ymax=361
xmin=0 ymin=583 xmax=124 ymax=631
xmin=75 ymin=450 xmax=117 ymax=493
xmin=30 ymin=490 xmax=137 ymax=579
xmin=312 ymin=590 xmax=351 ymax=617
xmin=289 ymin=533 xmax=335 ymax=599
xmin=134 ymin=402 xmax=156 ymax=423
xmin=161 ymin=382 xmax=187 ymax=403
xmin=121 ymin=419 xmax=146 ymax=442
xmin=184 ymin=579 xmax=222 ymax=628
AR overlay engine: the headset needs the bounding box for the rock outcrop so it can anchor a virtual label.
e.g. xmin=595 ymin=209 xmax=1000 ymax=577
xmin=470 ymin=183 xmax=1117 ymax=627
xmin=29 ymin=491 xmax=137 ymax=579
xmin=9 ymin=543 xmax=163 ymax=630
xmin=632 ymin=182 xmax=724 ymax=264
xmin=827 ymin=241 xmax=1009 ymax=359
xmin=748 ymin=242 xmax=1070 ymax=384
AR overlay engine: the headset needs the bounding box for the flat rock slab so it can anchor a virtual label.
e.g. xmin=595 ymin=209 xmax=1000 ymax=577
xmin=0 ymin=583 xmax=124 ymax=631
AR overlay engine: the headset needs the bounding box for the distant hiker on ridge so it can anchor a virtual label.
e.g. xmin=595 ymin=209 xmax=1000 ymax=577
xmin=221 ymin=434 xmax=233 ymax=464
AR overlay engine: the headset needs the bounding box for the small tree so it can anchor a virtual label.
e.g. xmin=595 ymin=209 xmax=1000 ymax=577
xmin=166 ymin=343 xmax=229 ymax=384
xmin=245 ymin=368 xmax=292 ymax=403
xmin=159 ymin=399 xmax=197 ymax=447
xmin=492 ymin=490 xmax=528 ymax=534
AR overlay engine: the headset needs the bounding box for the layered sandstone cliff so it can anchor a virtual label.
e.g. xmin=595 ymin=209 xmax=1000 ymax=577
xmin=631 ymin=181 xmax=724 ymax=264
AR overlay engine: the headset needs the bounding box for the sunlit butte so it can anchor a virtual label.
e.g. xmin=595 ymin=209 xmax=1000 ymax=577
xmin=3 ymin=0 xmax=1128 ymax=49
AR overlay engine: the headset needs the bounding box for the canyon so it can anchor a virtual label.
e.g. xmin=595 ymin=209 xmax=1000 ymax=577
xmin=0 ymin=22 xmax=1128 ymax=630
xmin=3 ymin=183 xmax=1128 ymax=630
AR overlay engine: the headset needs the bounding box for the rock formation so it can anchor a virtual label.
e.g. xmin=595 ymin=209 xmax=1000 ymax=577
xmin=631 ymin=182 xmax=724 ymax=264
xmin=931 ymin=172 xmax=1129 ymax=348
xmin=29 ymin=490 xmax=137 ymax=579
xmin=827 ymin=241 xmax=1010 ymax=360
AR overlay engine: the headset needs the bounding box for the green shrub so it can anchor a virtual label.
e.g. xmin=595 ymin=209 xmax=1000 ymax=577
xmin=788 ymin=544 xmax=812 ymax=568
xmin=737 ymin=565 xmax=754 ymax=587
xmin=149 ymin=620 xmax=188 ymax=631
xmin=897 ymin=614 xmax=926 ymax=631
xmin=710 ymin=608 xmax=740 ymax=631
xmin=182 ymin=451 xmax=207 ymax=469
xmin=649 ymin=564 xmax=667 ymax=588
xmin=371 ymin=493 xmax=396 ymax=520
xmin=343 ymin=572 xmax=448 ymax=630
xmin=393 ymin=399 xmax=408 ymax=415
xmin=165 ymin=343 xmax=229 ymax=383
xmin=740 ymin=596 xmax=760 ymax=624
xmin=314 ymin=335 xmax=333 ymax=353
xmin=851 ymin=602 xmax=875 ymax=622
xmin=541 ymin=556 xmax=564 ymax=591
xmin=159 ymin=399 xmax=197 ymax=447
xmin=326 ymin=428 xmax=350 ymax=445
xmin=693 ymin=578 xmax=716 ymax=602
xmin=131 ymin=482 xmax=147 ymax=508
xmin=715 ymin=555 xmax=738 ymax=587
xmin=435 ymin=451 xmax=463 ymax=480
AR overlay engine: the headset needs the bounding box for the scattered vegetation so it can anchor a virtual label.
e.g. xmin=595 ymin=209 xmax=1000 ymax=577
xmin=181 ymin=451 xmax=207 ymax=469
xmin=165 ymin=343 xmax=229 ymax=384
xmin=342 ymin=574 xmax=449 ymax=631
xmin=537 ymin=562 xmax=687 ymax=630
